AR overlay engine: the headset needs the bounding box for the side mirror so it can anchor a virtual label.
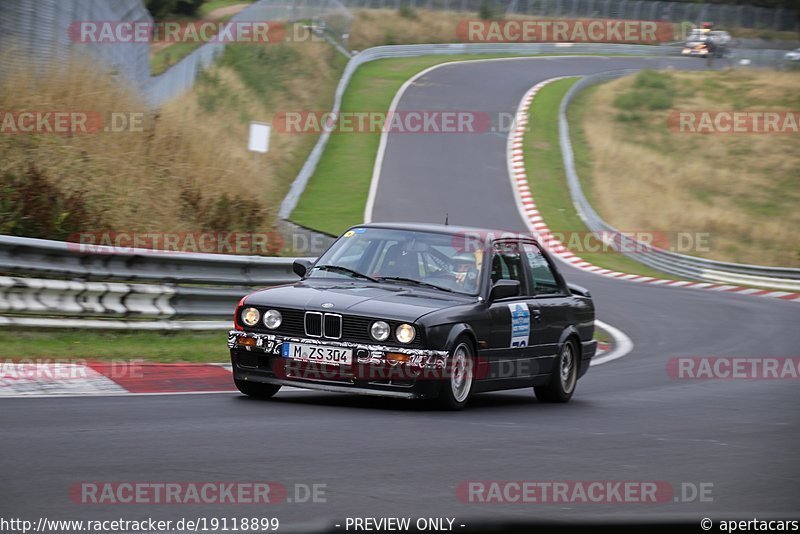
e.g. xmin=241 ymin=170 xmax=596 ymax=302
xmin=490 ymin=279 xmax=520 ymax=301
xmin=293 ymin=259 xmax=313 ymax=278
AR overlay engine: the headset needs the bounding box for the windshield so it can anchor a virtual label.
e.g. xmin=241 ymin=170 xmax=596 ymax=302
xmin=308 ymin=227 xmax=484 ymax=295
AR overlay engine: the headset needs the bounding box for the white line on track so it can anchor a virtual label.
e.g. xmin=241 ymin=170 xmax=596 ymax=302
xmin=591 ymin=319 xmax=634 ymax=366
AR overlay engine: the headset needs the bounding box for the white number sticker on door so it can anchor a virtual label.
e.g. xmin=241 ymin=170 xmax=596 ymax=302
xmin=508 ymin=303 xmax=530 ymax=348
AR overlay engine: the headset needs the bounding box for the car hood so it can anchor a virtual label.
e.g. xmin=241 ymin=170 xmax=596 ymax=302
xmin=243 ymin=280 xmax=470 ymax=322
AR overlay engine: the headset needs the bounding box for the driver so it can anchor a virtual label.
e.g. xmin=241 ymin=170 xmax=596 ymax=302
xmin=451 ymin=250 xmax=482 ymax=292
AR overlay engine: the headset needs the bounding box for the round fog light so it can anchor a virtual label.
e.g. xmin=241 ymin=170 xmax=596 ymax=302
xmin=263 ymin=309 xmax=282 ymax=329
xmin=396 ymin=323 xmax=416 ymax=344
xmin=241 ymin=307 xmax=260 ymax=327
xmin=370 ymin=321 xmax=390 ymax=342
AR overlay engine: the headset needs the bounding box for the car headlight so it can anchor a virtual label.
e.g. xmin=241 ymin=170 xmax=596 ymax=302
xmin=241 ymin=307 xmax=260 ymax=327
xmin=395 ymin=323 xmax=416 ymax=344
xmin=370 ymin=321 xmax=390 ymax=342
xmin=263 ymin=309 xmax=282 ymax=329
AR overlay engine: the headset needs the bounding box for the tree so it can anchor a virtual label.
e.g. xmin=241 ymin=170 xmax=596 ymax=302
xmin=145 ymin=0 xmax=178 ymax=19
xmin=146 ymin=0 xmax=206 ymax=19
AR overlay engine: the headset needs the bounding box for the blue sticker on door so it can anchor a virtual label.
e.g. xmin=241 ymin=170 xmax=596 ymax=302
xmin=508 ymin=303 xmax=530 ymax=348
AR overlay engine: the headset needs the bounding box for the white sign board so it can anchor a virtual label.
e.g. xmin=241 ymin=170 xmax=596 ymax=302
xmin=248 ymin=122 xmax=271 ymax=153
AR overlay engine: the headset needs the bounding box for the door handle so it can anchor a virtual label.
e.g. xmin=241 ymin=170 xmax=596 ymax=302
xmin=530 ymin=309 xmax=542 ymax=321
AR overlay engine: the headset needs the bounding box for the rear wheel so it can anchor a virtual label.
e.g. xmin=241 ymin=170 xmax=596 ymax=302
xmin=534 ymin=340 xmax=578 ymax=403
xmin=235 ymin=379 xmax=281 ymax=399
xmin=436 ymin=338 xmax=475 ymax=410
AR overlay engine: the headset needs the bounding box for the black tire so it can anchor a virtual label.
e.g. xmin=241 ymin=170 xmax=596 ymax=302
xmin=534 ymin=339 xmax=578 ymax=403
xmin=235 ymin=379 xmax=281 ymax=399
xmin=436 ymin=336 xmax=476 ymax=411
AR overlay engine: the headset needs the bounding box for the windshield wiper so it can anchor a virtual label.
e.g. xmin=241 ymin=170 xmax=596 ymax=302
xmin=377 ymin=276 xmax=455 ymax=293
xmin=313 ymin=264 xmax=379 ymax=282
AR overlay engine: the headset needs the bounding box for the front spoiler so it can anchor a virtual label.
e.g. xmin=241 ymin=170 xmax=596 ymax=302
xmin=235 ymin=372 xmax=425 ymax=399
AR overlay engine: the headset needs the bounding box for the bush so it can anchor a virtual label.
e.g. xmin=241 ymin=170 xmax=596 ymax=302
xmin=633 ymin=70 xmax=674 ymax=91
xmin=0 ymin=167 xmax=101 ymax=240
xmin=479 ymin=0 xmax=497 ymax=20
xmin=220 ymin=44 xmax=302 ymax=107
xmin=613 ymin=70 xmax=675 ymax=114
xmin=398 ymin=5 xmax=417 ymax=19
xmin=146 ymin=0 xmax=206 ymax=18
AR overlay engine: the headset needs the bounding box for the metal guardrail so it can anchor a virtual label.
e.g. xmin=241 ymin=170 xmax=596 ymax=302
xmin=0 ymin=235 xmax=305 ymax=329
xmin=558 ymin=71 xmax=800 ymax=291
xmin=0 ymin=235 xmax=299 ymax=286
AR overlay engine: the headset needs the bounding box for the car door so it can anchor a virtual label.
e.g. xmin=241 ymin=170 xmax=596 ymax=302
xmin=484 ymin=240 xmax=540 ymax=383
xmin=521 ymin=241 xmax=573 ymax=376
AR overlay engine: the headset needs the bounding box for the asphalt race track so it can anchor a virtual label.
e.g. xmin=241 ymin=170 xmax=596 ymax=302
xmin=1 ymin=57 xmax=798 ymax=531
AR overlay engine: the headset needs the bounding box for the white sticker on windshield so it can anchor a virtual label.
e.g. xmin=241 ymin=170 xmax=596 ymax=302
xmin=508 ymin=303 xmax=530 ymax=348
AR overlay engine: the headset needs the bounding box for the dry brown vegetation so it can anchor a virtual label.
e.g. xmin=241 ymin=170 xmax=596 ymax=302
xmin=0 ymin=41 xmax=344 ymax=246
xmin=578 ymin=69 xmax=800 ymax=267
xmin=349 ymin=8 xmax=465 ymax=49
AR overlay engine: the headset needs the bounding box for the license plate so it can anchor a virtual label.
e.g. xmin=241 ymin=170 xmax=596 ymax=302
xmin=281 ymin=343 xmax=352 ymax=365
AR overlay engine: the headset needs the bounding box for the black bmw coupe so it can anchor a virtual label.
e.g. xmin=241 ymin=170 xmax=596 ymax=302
xmin=228 ymin=223 xmax=596 ymax=409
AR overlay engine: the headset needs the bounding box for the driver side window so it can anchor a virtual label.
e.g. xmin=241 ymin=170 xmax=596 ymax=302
xmin=523 ymin=243 xmax=561 ymax=296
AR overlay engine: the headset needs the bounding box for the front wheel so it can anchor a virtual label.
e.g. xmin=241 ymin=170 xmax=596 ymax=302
xmin=235 ymin=379 xmax=281 ymax=399
xmin=534 ymin=340 xmax=578 ymax=403
xmin=436 ymin=338 xmax=475 ymax=410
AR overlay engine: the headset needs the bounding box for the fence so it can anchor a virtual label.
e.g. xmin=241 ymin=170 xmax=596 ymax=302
xmin=340 ymin=0 xmax=798 ymax=32
xmin=0 ymin=0 xmax=152 ymax=84
xmin=558 ymin=70 xmax=800 ymax=291
xmin=0 ymin=0 xmax=354 ymax=108
xmin=143 ymin=0 xmax=354 ymax=106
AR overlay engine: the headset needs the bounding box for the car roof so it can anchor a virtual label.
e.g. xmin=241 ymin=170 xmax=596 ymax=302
xmin=352 ymin=222 xmax=538 ymax=243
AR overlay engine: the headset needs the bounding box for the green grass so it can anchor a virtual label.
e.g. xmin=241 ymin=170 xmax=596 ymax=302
xmin=199 ymin=0 xmax=254 ymax=17
xmin=151 ymin=41 xmax=203 ymax=75
xmin=290 ymin=54 xmax=546 ymax=235
xmin=524 ymin=78 xmax=677 ymax=279
xmin=593 ymin=328 xmax=611 ymax=345
xmin=0 ymin=329 xmax=230 ymax=362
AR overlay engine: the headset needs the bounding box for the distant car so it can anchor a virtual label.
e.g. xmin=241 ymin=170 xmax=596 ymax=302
xmin=228 ymin=223 xmax=597 ymax=409
xmin=681 ymin=29 xmax=730 ymax=58
xmin=784 ymin=48 xmax=800 ymax=61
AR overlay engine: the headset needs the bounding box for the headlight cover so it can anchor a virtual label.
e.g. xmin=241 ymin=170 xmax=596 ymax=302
xmin=395 ymin=323 xmax=416 ymax=344
xmin=370 ymin=321 xmax=390 ymax=342
xmin=241 ymin=307 xmax=261 ymax=327
xmin=263 ymin=309 xmax=282 ymax=329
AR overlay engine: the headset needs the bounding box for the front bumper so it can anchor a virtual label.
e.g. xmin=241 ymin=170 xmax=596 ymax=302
xmin=228 ymin=331 xmax=450 ymax=399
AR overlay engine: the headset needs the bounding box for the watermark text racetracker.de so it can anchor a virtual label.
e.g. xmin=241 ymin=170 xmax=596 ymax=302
xmin=68 ymin=232 xmax=286 ymax=256
xmin=457 ymin=19 xmax=675 ymax=43
xmin=448 ymin=229 xmax=713 ymax=255
xmin=457 ymin=480 xmax=714 ymax=504
xmin=69 ymin=20 xmax=327 ymax=45
xmin=668 ymin=111 xmax=800 ymax=134
xmin=668 ymin=357 xmax=800 ymax=380
xmin=0 ymin=516 xmax=280 ymax=534
xmin=69 ymin=481 xmax=326 ymax=505
xmin=273 ymin=110 xmax=503 ymax=134
xmin=0 ymin=111 xmax=145 ymax=135
xmin=1 ymin=359 xmax=144 ymax=381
